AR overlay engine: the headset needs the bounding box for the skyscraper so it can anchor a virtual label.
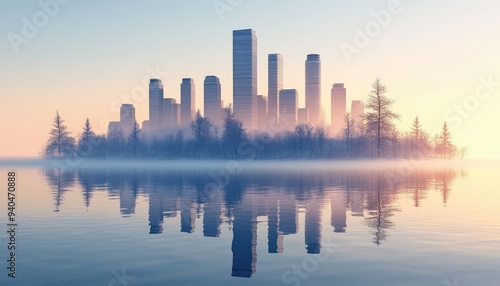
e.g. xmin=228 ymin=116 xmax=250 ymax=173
xmin=279 ymin=89 xmax=298 ymax=129
xmin=256 ymin=95 xmax=267 ymax=129
xmin=204 ymin=76 xmax=222 ymax=126
xmin=351 ymin=100 xmax=365 ymax=128
xmin=180 ymin=78 xmax=195 ymax=127
xmin=149 ymin=79 xmax=164 ymax=132
xmin=120 ymin=104 xmax=136 ymax=136
xmin=233 ymin=29 xmax=257 ymax=130
xmin=305 ymin=54 xmax=321 ymax=125
xmin=268 ymin=53 xmax=283 ymax=125
xmin=163 ymin=98 xmax=178 ymax=129
xmin=331 ymin=83 xmax=347 ymax=137
xmin=298 ymin=108 xmax=309 ymax=125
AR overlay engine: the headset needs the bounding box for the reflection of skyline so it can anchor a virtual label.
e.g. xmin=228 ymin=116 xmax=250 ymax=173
xmin=44 ymin=167 xmax=459 ymax=277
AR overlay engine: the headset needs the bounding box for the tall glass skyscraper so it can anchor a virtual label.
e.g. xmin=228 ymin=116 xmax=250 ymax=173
xmin=204 ymin=76 xmax=222 ymax=126
xmin=268 ymin=53 xmax=283 ymax=125
xmin=331 ymin=83 xmax=347 ymax=137
xmin=279 ymin=89 xmax=298 ymax=129
xmin=305 ymin=54 xmax=321 ymax=126
xmin=149 ymin=79 xmax=164 ymax=132
xmin=233 ymin=29 xmax=257 ymax=130
xmin=181 ymin=78 xmax=195 ymax=127
xmin=351 ymin=100 xmax=365 ymax=128
xmin=120 ymin=103 xmax=135 ymax=136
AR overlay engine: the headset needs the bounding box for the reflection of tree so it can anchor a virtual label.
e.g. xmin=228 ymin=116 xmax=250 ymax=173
xmin=433 ymin=169 xmax=458 ymax=206
xmin=44 ymin=167 xmax=75 ymax=212
xmin=364 ymin=173 xmax=398 ymax=246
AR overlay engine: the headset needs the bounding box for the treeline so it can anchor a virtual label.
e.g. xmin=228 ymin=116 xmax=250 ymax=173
xmin=43 ymin=78 xmax=467 ymax=160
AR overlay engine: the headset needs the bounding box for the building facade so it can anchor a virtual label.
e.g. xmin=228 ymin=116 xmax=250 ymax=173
xmin=305 ymin=54 xmax=321 ymax=126
xmin=204 ymin=76 xmax=222 ymax=126
xmin=149 ymin=79 xmax=164 ymax=132
xmin=181 ymin=78 xmax=195 ymax=127
xmin=279 ymin=89 xmax=298 ymax=129
xmin=331 ymin=83 xmax=347 ymax=137
xmin=268 ymin=53 xmax=283 ymax=125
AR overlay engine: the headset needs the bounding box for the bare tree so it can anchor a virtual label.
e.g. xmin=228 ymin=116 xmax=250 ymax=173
xmin=363 ymin=78 xmax=400 ymax=157
xmin=45 ymin=111 xmax=75 ymax=158
xmin=343 ymin=112 xmax=354 ymax=156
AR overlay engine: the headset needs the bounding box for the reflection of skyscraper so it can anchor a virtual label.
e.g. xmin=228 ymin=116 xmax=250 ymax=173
xmin=181 ymin=78 xmax=195 ymax=127
xmin=120 ymin=104 xmax=135 ymax=136
xmin=279 ymin=89 xmax=298 ymax=128
xmin=350 ymin=191 xmax=365 ymax=217
xmin=305 ymin=198 xmax=323 ymax=253
xmin=180 ymin=187 xmax=197 ymax=233
xmin=233 ymin=29 xmax=257 ymax=130
xmin=120 ymin=187 xmax=137 ymax=217
xmin=203 ymin=193 xmax=223 ymax=237
xmin=278 ymin=196 xmax=298 ymax=235
xmin=330 ymin=191 xmax=347 ymax=233
xmin=204 ymin=76 xmax=222 ymax=126
xmin=268 ymin=53 xmax=283 ymax=125
xmin=305 ymin=54 xmax=321 ymax=125
xmin=149 ymin=79 xmax=164 ymax=131
xmin=149 ymin=191 xmax=164 ymax=234
xmin=231 ymin=197 xmax=257 ymax=278
xmin=267 ymin=198 xmax=284 ymax=253
xmin=331 ymin=83 xmax=347 ymax=137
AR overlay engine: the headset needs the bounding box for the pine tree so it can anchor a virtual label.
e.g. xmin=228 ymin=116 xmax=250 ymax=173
xmin=45 ymin=111 xmax=75 ymax=158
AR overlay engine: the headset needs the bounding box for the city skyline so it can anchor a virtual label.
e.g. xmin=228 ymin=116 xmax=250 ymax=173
xmin=1 ymin=1 xmax=500 ymax=158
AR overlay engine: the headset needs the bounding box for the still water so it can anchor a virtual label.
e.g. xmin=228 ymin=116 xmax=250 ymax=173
xmin=0 ymin=161 xmax=499 ymax=285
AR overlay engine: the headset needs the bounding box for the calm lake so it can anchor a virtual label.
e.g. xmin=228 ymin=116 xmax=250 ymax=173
xmin=0 ymin=160 xmax=499 ymax=285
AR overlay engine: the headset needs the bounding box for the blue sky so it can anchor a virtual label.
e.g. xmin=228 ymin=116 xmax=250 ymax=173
xmin=1 ymin=0 xmax=500 ymax=158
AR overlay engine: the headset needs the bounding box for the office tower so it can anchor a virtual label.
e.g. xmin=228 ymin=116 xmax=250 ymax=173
xmin=163 ymin=98 xmax=178 ymax=129
xmin=181 ymin=78 xmax=195 ymax=127
xmin=298 ymin=108 xmax=309 ymax=125
xmin=268 ymin=53 xmax=283 ymax=124
xmin=305 ymin=54 xmax=321 ymax=125
xmin=233 ymin=29 xmax=257 ymax=130
xmin=120 ymin=104 xmax=135 ymax=136
xmin=351 ymin=100 xmax=365 ymax=127
xmin=204 ymin=76 xmax=222 ymax=126
xmin=279 ymin=89 xmax=298 ymax=128
xmin=141 ymin=120 xmax=150 ymax=134
xmin=107 ymin=121 xmax=122 ymax=138
xmin=305 ymin=199 xmax=323 ymax=254
xmin=173 ymin=103 xmax=181 ymax=126
xmin=331 ymin=83 xmax=347 ymax=137
xmin=256 ymin=95 xmax=267 ymax=129
xmin=331 ymin=191 xmax=347 ymax=233
xmin=149 ymin=79 xmax=164 ymax=131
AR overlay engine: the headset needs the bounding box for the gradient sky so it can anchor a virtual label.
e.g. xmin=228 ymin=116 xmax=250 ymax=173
xmin=1 ymin=0 xmax=499 ymax=158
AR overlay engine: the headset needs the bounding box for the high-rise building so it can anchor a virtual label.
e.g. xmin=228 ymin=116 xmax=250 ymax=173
xmin=268 ymin=53 xmax=283 ymax=125
xmin=149 ymin=79 xmax=164 ymax=131
xmin=256 ymin=95 xmax=267 ymax=129
xmin=204 ymin=76 xmax=222 ymax=126
xmin=181 ymin=78 xmax=195 ymax=127
xmin=233 ymin=29 xmax=257 ymax=130
xmin=298 ymin=108 xmax=309 ymax=125
xmin=107 ymin=121 xmax=122 ymax=138
xmin=173 ymin=103 xmax=181 ymax=127
xmin=163 ymin=98 xmax=178 ymax=129
xmin=331 ymin=83 xmax=347 ymax=137
xmin=120 ymin=104 xmax=135 ymax=136
xmin=351 ymin=100 xmax=365 ymax=128
xmin=279 ymin=89 xmax=298 ymax=129
xmin=305 ymin=54 xmax=321 ymax=125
